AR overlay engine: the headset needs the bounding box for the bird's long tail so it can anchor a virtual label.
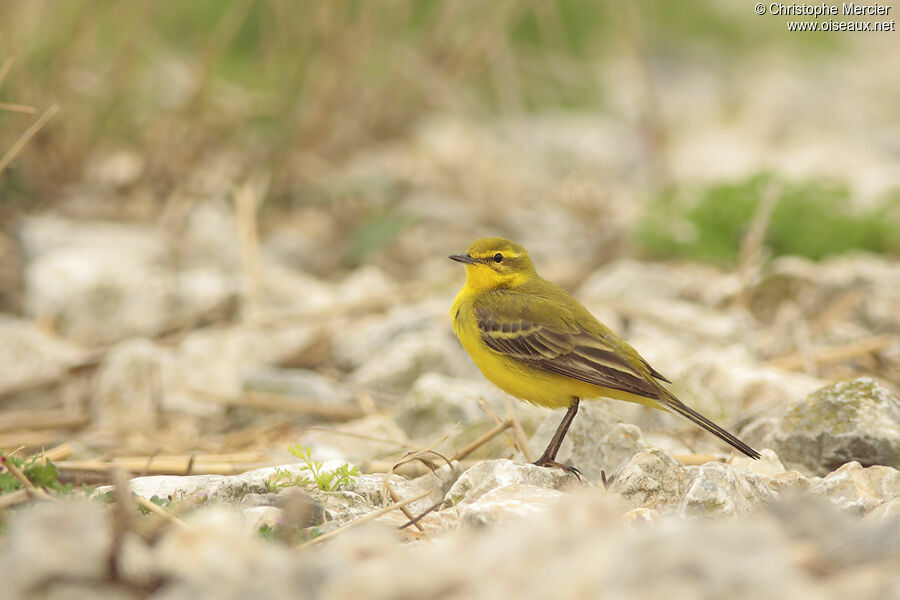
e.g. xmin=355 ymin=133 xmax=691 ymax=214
xmin=655 ymin=391 xmax=761 ymax=459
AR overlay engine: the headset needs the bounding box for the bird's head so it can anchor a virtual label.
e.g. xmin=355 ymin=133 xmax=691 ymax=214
xmin=450 ymin=237 xmax=536 ymax=291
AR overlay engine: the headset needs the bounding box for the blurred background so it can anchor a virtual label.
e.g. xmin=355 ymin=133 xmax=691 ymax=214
xmin=2 ymin=3 xmax=900 ymax=598
xmin=1 ymin=0 xmax=899 ymax=473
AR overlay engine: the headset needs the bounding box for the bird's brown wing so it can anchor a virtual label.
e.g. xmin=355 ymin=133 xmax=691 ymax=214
xmin=474 ymin=301 xmax=761 ymax=459
xmin=474 ymin=305 xmax=660 ymax=400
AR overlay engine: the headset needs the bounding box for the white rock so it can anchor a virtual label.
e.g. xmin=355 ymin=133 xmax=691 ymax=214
xmin=394 ymin=372 xmax=506 ymax=439
xmin=610 ymin=449 xmax=689 ymax=513
xmin=678 ymin=462 xmax=776 ymax=517
xmin=459 ymin=483 xmax=565 ymax=528
xmin=0 ymin=316 xmax=89 ymax=396
xmin=242 ymin=506 xmax=284 ymax=533
xmin=769 ymin=377 xmax=900 ymax=476
xmin=810 ymin=461 xmax=900 ymax=515
xmin=863 ymin=498 xmax=900 ymax=523
xmin=333 ymin=299 xmax=446 ymax=370
xmin=350 ymin=330 xmax=473 ymax=393
xmin=444 ymin=459 xmax=579 ymax=508
xmin=730 ymin=448 xmax=787 ymax=477
xmin=20 ymin=217 xmax=175 ymax=345
xmin=0 ymin=502 xmax=111 ymax=594
xmin=177 ymin=322 xmax=317 ymax=397
xmin=154 ymin=507 xmax=302 ymax=599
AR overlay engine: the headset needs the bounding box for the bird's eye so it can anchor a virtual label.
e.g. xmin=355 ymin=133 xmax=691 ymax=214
xmin=493 ymin=253 xmax=503 ymax=263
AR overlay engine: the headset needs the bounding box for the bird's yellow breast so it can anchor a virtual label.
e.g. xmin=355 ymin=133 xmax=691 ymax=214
xmin=451 ymin=289 xmax=611 ymax=409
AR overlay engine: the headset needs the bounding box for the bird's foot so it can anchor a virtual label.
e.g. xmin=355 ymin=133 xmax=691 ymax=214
xmin=533 ymin=458 xmax=583 ymax=480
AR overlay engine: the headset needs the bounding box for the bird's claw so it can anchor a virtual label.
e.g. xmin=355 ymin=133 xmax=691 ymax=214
xmin=533 ymin=458 xmax=583 ymax=481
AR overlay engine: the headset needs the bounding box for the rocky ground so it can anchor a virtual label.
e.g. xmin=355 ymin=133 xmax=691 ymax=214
xmin=3 ymin=42 xmax=900 ymax=598
xmin=2 ymin=216 xmax=899 ymax=597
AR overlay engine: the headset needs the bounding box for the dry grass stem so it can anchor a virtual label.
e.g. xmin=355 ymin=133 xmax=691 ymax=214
xmin=32 ymin=443 xmax=73 ymax=463
xmin=382 ymin=476 xmax=424 ymax=532
xmin=0 ymin=102 xmax=37 ymax=113
xmin=672 ymin=453 xmax=725 ymax=466
xmin=299 ymin=487 xmax=436 ymax=549
xmin=452 ymin=420 xmax=512 ymax=461
xmin=502 ymin=395 xmax=534 ymax=462
xmin=192 ymin=387 xmax=365 ymax=420
xmin=306 ymin=426 xmax=424 ymax=451
xmin=0 ymin=431 xmax=67 ymax=449
xmin=398 ymin=498 xmax=446 ymax=531
xmin=0 ymin=57 xmax=13 ymax=86
xmin=0 ymin=489 xmax=30 ymax=509
xmin=1 ymin=455 xmax=56 ymax=502
xmin=234 ymin=180 xmax=264 ymax=324
xmin=476 ymin=397 xmax=504 ymax=424
xmin=134 ymin=495 xmax=188 ymax=530
xmin=738 ymin=182 xmax=780 ymax=309
xmin=0 ymin=410 xmax=89 ymax=433
xmin=809 ymin=291 xmax=864 ymax=336
xmin=769 ymin=335 xmax=895 ymax=371
xmin=390 ymin=432 xmax=454 ymax=474
xmin=369 ymin=458 xmax=478 ymax=477
xmin=0 ymin=103 xmax=60 ymax=175
xmin=56 ymin=452 xmax=277 ymax=476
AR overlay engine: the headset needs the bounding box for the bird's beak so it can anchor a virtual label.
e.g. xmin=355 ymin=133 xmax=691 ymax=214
xmin=449 ymin=254 xmax=478 ymax=265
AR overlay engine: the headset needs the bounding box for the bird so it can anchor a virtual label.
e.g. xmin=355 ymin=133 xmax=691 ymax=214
xmin=449 ymin=236 xmax=760 ymax=475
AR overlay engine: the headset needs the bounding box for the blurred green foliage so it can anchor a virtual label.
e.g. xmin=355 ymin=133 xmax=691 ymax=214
xmin=0 ymin=456 xmax=71 ymax=495
xmin=636 ymin=174 xmax=900 ymax=264
xmin=1 ymin=0 xmax=837 ymax=203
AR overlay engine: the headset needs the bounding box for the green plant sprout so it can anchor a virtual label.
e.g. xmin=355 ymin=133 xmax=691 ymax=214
xmin=0 ymin=455 xmax=72 ymax=495
xmin=266 ymin=445 xmax=360 ymax=492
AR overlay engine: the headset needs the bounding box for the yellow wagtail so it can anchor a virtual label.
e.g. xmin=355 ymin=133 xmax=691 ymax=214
xmin=450 ymin=237 xmax=760 ymax=474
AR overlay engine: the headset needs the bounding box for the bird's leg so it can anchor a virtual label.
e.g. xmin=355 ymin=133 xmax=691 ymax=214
xmin=533 ymin=398 xmax=582 ymax=478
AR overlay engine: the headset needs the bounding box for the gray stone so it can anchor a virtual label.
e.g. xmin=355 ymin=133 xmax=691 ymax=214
xmin=322 ymin=486 xmax=818 ymax=600
xmin=678 ymin=462 xmax=777 ymax=517
xmin=94 ymin=464 xmax=330 ymax=505
xmin=305 ymin=489 xmax=381 ymax=524
xmin=529 ymin=403 xmax=646 ymax=483
xmin=332 ymin=300 xmax=445 ymax=370
xmin=241 ymin=367 xmax=352 ymax=404
xmin=153 ymin=508 xmax=314 ymax=600
xmin=769 ymin=377 xmax=900 ymax=476
xmin=0 ymin=316 xmax=89 ymax=397
xmin=20 ymin=217 xmax=175 ymax=345
xmin=863 ymin=498 xmax=900 ymax=522
xmin=0 ymin=502 xmax=111 ymax=595
xmin=444 ymin=459 xmax=579 ymax=507
xmin=242 ymin=506 xmax=284 ymax=533
xmin=238 ymin=492 xmax=283 ymax=508
xmin=177 ymin=323 xmax=318 ymax=398
xmin=766 ymin=470 xmax=813 ymax=495
xmin=458 ymin=483 xmax=565 ymax=528
xmin=810 ymin=461 xmax=900 ymax=515
xmin=610 ymin=449 xmax=689 ymax=513
xmin=92 ymin=339 xmax=177 ymax=429
xmin=350 ymin=330 xmax=473 ymax=393
xmin=394 ymin=372 xmax=505 ymax=440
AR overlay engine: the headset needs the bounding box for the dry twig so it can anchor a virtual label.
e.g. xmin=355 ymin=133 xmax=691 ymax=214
xmin=1 ymin=455 xmax=56 ymax=502
xmin=451 ymin=420 xmax=512 ymax=461
xmin=768 ymin=335 xmax=895 ymax=371
xmin=134 ymin=495 xmax=188 ymax=530
xmin=299 ymin=487 xmax=436 ymax=549
xmin=382 ymin=476 xmax=424 ymax=532
xmin=503 ymin=395 xmax=534 ymax=462
xmin=0 ymin=104 xmax=60 ymax=175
